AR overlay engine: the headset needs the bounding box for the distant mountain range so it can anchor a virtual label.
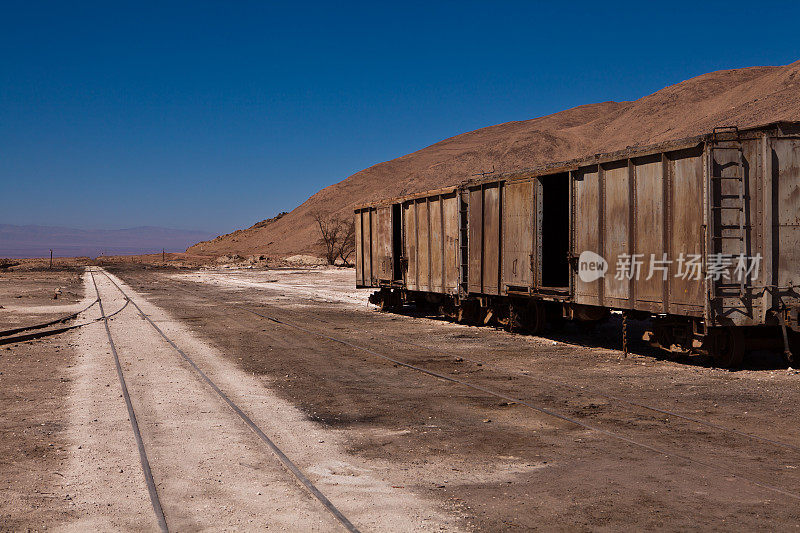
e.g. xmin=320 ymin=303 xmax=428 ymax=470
xmin=0 ymin=224 xmax=215 ymax=258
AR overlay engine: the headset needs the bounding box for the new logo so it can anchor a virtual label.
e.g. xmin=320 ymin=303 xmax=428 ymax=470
xmin=578 ymin=251 xmax=608 ymax=283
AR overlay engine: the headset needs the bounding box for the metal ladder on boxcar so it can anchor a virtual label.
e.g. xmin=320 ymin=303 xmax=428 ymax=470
xmin=709 ymin=127 xmax=748 ymax=302
xmin=458 ymin=190 xmax=469 ymax=295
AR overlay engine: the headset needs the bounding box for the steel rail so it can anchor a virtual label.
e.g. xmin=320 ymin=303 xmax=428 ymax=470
xmin=98 ymin=269 xmax=360 ymax=533
xmin=225 ymin=302 xmax=800 ymax=502
xmin=0 ymin=296 xmax=100 ymax=337
xmin=0 ymin=297 xmax=129 ymax=346
xmin=89 ymin=270 xmax=169 ymax=533
xmin=161 ymin=276 xmax=800 ymax=455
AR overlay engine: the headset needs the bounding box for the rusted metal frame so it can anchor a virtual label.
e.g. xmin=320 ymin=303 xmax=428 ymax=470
xmin=598 ymin=164 xmax=605 ymax=307
xmin=752 ymin=137 xmax=763 ymax=318
xmin=703 ymin=143 xmax=713 ymax=325
xmin=497 ymin=183 xmax=503 ymax=295
xmin=401 ymin=202 xmax=407 ymax=287
xmin=361 ymin=210 xmax=367 ymax=286
xmin=459 ymin=187 xmax=469 ymax=297
xmin=662 ymin=152 xmax=672 ymax=314
xmin=480 ymin=184 xmax=486 ymax=294
xmin=360 ymin=210 xmax=365 ymax=285
xmin=501 ymin=183 xmax=507 ymax=294
xmin=737 ymin=147 xmax=746 ymax=297
xmin=354 ymin=210 xmax=361 ymax=285
xmin=761 ymin=133 xmax=774 ymax=318
xmin=368 ymin=209 xmax=374 ymax=286
xmin=502 ymin=184 xmax=509 ymax=294
xmin=569 ymin=171 xmax=576 ymax=299
xmin=426 ymin=197 xmax=432 ymax=291
xmin=628 ymin=159 xmax=636 ymax=308
xmin=388 ymin=207 xmax=396 ymax=285
xmin=440 ymin=194 xmax=446 ymax=293
xmin=414 ymin=200 xmax=420 ymax=290
xmin=532 ymin=179 xmax=540 ymax=289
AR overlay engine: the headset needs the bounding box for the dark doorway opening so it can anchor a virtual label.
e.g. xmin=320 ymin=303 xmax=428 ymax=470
xmin=540 ymin=173 xmax=570 ymax=287
xmin=392 ymin=203 xmax=403 ymax=281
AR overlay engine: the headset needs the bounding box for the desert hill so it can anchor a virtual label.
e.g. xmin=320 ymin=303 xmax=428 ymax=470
xmin=188 ymin=61 xmax=800 ymax=259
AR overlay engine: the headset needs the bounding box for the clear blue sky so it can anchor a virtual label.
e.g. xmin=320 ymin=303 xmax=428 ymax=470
xmin=2 ymin=1 xmax=798 ymax=234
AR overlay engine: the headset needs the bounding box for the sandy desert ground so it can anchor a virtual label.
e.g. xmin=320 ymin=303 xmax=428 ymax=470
xmin=2 ymin=265 xmax=800 ymax=531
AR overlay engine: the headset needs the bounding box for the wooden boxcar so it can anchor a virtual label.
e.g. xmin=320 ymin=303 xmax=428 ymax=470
xmin=354 ymin=122 xmax=800 ymax=366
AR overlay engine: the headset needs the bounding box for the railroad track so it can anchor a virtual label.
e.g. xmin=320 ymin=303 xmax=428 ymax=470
xmin=88 ymin=270 xmax=168 ymax=532
xmin=88 ymin=269 xmax=360 ymax=533
xmin=156 ymin=274 xmax=800 ymax=454
xmin=0 ymin=289 xmax=129 ymax=346
xmin=135 ymin=273 xmax=800 ymax=503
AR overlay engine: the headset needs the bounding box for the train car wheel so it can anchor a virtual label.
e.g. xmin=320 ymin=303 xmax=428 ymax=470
xmin=528 ymin=301 xmax=545 ymax=335
xmin=508 ymin=302 xmax=544 ymax=334
xmin=508 ymin=304 xmax=522 ymax=333
xmin=709 ymin=328 xmax=745 ymax=368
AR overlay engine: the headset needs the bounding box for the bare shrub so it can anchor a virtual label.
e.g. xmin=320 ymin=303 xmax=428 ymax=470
xmin=336 ymin=217 xmax=355 ymax=265
xmin=312 ymin=211 xmax=355 ymax=266
xmin=0 ymin=258 xmax=19 ymax=270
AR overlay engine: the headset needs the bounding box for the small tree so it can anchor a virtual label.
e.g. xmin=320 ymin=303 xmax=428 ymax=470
xmin=312 ymin=211 xmax=355 ymax=265
xmin=336 ymin=218 xmax=355 ymax=265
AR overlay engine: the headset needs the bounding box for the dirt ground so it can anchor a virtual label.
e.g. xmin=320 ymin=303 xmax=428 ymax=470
xmin=0 ymin=268 xmax=87 ymax=531
xmin=2 ymin=265 xmax=800 ymax=531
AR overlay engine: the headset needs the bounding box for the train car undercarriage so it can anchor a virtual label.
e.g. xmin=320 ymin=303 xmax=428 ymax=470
xmin=369 ymin=288 xmax=796 ymax=369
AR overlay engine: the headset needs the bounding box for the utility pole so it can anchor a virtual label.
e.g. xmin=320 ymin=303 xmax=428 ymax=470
xmin=49 ymin=249 xmax=53 ymax=269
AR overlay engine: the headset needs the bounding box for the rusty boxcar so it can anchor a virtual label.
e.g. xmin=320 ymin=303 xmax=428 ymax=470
xmin=355 ymin=122 xmax=800 ymax=367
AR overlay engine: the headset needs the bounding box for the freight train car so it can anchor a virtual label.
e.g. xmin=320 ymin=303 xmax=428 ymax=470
xmin=354 ymin=123 xmax=800 ymax=367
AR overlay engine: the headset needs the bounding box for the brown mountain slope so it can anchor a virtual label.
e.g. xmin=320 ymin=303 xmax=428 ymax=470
xmin=189 ymin=61 xmax=800 ymax=258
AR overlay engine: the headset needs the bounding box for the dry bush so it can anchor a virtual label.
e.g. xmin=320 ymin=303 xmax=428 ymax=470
xmin=312 ymin=211 xmax=355 ymax=265
xmin=0 ymin=258 xmax=20 ymax=270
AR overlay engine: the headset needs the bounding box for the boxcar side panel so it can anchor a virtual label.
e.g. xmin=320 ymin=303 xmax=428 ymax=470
xmin=602 ymin=162 xmax=630 ymax=307
xmin=355 ymin=210 xmax=364 ymax=286
xmin=573 ymin=167 xmax=600 ymax=305
xmin=442 ymin=194 xmax=459 ymax=293
xmin=404 ymin=202 xmax=417 ymax=291
xmin=482 ymin=184 xmax=501 ymax=295
xmin=468 ymin=188 xmax=483 ymax=293
xmin=633 ymin=156 xmax=664 ymax=310
xmin=430 ymin=197 xmax=444 ymax=293
xmin=774 ymin=138 xmax=800 ymax=306
xmin=370 ymin=209 xmax=380 ymax=285
xmin=416 ymin=200 xmax=430 ymax=292
xmin=740 ymin=139 xmax=764 ymax=323
xmin=376 ymin=206 xmax=393 ymax=282
xmin=502 ymin=180 xmax=534 ymax=291
xmin=668 ymin=148 xmax=705 ymax=314
xmin=362 ymin=209 xmax=374 ymax=285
